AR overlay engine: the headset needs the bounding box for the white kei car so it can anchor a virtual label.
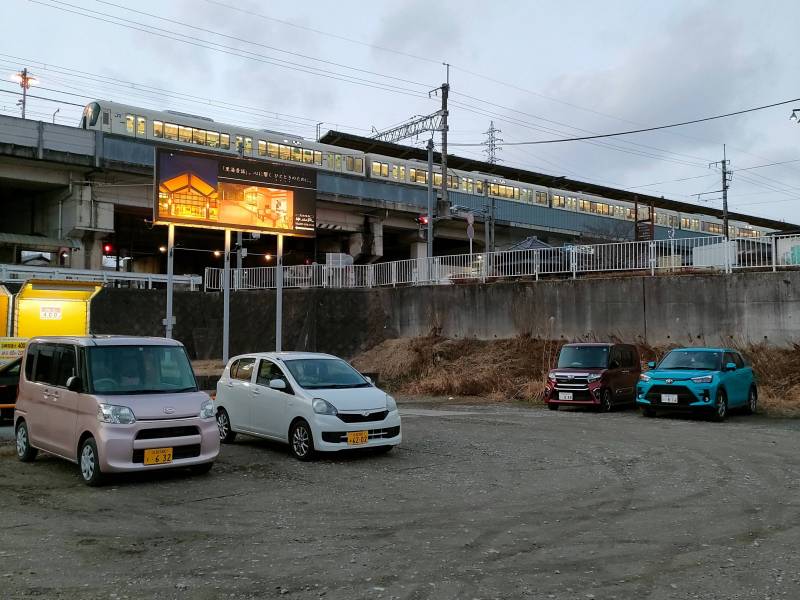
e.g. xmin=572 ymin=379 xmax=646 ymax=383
xmin=214 ymin=352 xmax=401 ymax=460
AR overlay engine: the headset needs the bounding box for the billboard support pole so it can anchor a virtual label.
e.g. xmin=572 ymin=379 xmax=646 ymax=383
xmin=223 ymin=229 xmax=231 ymax=363
xmin=276 ymin=234 xmax=284 ymax=353
xmin=165 ymin=223 xmax=175 ymax=339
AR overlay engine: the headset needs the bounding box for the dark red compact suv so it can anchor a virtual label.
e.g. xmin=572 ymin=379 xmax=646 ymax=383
xmin=544 ymin=343 xmax=641 ymax=412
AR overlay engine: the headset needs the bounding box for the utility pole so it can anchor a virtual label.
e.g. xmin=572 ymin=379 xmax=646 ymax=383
xmin=13 ymin=68 xmax=37 ymax=119
xmin=440 ymin=64 xmax=450 ymax=217
xmin=426 ymin=137 xmax=434 ymax=257
xmin=484 ymin=121 xmax=503 ymax=164
xmin=710 ymin=145 xmax=732 ymax=238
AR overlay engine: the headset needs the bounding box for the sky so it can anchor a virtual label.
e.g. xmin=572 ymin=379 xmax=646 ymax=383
xmin=4 ymin=0 xmax=800 ymax=224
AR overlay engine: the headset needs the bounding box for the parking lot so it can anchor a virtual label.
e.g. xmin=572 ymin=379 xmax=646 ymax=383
xmin=1 ymin=402 xmax=799 ymax=600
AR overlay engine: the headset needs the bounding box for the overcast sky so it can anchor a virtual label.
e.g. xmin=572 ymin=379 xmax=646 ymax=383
xmin=4 ymin=0 xmax=800 ymax=224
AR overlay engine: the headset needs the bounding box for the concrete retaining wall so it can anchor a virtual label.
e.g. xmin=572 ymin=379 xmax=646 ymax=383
xmin=90 ymin=271 xmax=800 ymax=359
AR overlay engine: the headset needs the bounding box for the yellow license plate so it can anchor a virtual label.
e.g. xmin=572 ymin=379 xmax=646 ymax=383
xmin=347 ymin=431 xmax=369 ymax=446
xmin=143 ymin=447 xmax=173 ymax=465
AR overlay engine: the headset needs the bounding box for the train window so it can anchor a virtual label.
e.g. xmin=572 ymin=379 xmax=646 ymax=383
xmin=596 ymin=203 xmax=609 ymax=216
xmin=345 ymin=156 xmax=355 ymax=171
xmin=164 ymin=123 xmax=178 ymax=141
xmin=371 ymin=162 xmax=381 ymax=176
xmin=513 ymin=187 xmax=520 ymax=200
xmin=235 ymin=135 xmax=243 ymax=151
xmin=279 ymin=144 xmax=290 ymax=160
xmin=207 ymin=131 xmax=220 ymax=148
xmin=258 ymin=140 xmax=267 ymax=156
xmin=220 ymin=133 xmax=230 ymax=149
xmin=193 ymin=128 xmax=206 ymax=145
xmin=244 ymin=137 xmax=252 ymax=153
xmin=552 ymin=195 xmax=565 ymax=208
xmin=314 ymin=151 xmax=322 ymax=165
xmin=335 ymin=154 xmax=342 ymax=170
xmin=136 ymin=116 xmax=146 ymax=136
xmin=434 ymin=172 xmax=442 ymax=186
xmin=179 ymin=126 xmax=192 ymax=143
xmin=380 ymin=163 xmax=388 ymax=177
xmin=536 ymin=191 xmax=548 ymax=205
xmin=355 ymin=158 xmax=363 ymax=172
xmin=268 ymin=142 xmax=279 ymax=158
xmin=391 ymin=165 xmax=405 ymax=180
xmin=476 ymin=180 xmax=484 ymax=195
xmin=125 ymin=114 xmax=134 ymax=134
xmin=291 ymin=146 xmax=302 ymax=162
xmin=153 ymin=120 xmax=163 ymax=138
xmin=449 ymin=175 xmax=458 ymax=189
xmin=566 ymin=197 xmax=577 ymax=211
xmin=303 ymin=149 xmax=314 ymax=164
xmin=579 ymin=199 xmax=591 ymax=212
xmin=489 ymin=183 xmax=498 ymax=196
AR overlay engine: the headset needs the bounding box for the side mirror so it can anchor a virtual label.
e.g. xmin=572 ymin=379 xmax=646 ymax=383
xmin=365 ymin=376 xmax=373 ymax=385
xmin=269 ymin=378 xmax=287 ymax=390
xmin=725 ymin=362 xmax=737 ymax=371
xmin=647 ymin=361 xmax=656 ymax=369
xmin=66 ymin=376 xmax=83 ymax=392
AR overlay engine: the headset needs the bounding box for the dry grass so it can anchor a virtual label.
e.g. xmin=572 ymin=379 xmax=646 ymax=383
xmin=353 ymin=337 xmax=800 ymax=417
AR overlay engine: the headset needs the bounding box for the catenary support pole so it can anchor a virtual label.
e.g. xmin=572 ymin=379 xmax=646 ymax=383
xmin=165 ymin=223 xmax=175 ymax=339
xmin=223 ymin=229 xmax=231 ymax=363
xmin=426 ymin=138 xmax=434 ymax=258
xmin=276 ymin=234 xmax=284 ymax=352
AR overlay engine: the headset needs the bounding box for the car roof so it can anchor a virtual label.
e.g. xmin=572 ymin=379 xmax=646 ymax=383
xmin=27 ymin=335 xmax=185 ymax=348
xmin=230 ymin=351 xmax=340 ymax=362
xmin=562 ymin=343 xmax=614 ymax=347
xmin=667 ymin=347 xmax=736 ymax=353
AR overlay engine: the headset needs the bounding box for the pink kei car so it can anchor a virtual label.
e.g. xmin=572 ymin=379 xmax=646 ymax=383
xmin=14 ymin=336 xmax=219 ymax=486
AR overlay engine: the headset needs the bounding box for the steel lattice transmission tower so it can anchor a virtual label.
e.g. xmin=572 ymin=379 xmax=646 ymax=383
xmin=483 ymin=121 xmax=503 ymax=164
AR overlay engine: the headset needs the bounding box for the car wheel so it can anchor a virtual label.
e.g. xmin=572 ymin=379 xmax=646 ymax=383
xmin=289 ymin=420 xmax=315 ymax=461
xmin=548 ymin=403 xmax=559 ymax=411
xmin=600 ymin=389 xmax=613 ymax=413
xmin=745 ymin=386 xmax=758 ymax=415
xmin=190 ymin=462 xmax=213 ymax=476
xmin=15 ymin=420 xmax=38 ymax=462
xmin=712 ymin=390 xmax=728 ymax=422
xmin=79 ymin=437 xmax=104 ymax=487
xmin=216 ymin=409 xmax=236 ymax=443
xmin=642 ymin=407 xmax=656 ymax=418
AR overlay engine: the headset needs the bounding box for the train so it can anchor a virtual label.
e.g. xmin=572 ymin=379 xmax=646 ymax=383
xmin=80 ymin=100 xmax=770 ymax=239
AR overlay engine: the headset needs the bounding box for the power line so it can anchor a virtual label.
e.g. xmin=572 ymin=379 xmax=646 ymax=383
xmin=447 ymin=96 xmax=800 ymax=147
xmin=0 ymin=88 xmax=84 ymax=107
xmin=31 ymin=0 xmax=436 ymax=102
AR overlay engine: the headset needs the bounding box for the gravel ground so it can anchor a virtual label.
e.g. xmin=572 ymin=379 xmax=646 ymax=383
xmin=0 ymin=403 xmax=799 ymax=599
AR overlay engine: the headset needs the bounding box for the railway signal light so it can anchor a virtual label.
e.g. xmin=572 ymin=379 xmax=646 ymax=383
xmin=102 ymin=243 xmax=113 ymax=255
xmin=415 ymin=215 xmax=429 ymax=226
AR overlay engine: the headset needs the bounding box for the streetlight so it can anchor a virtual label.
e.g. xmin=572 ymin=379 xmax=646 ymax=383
xmin=10 ymin=68 xmax=38 ymax=119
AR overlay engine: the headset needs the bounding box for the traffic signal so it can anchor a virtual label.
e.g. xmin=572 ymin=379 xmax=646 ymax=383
xmin=415 ymin=215 xmax=429 ymax=226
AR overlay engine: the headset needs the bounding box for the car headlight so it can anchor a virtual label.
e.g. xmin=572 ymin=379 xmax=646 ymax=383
xmin=200 ymin=399 xmax=215 ymax=419
xmin=312 ymin=398 xmax=338 ymax=415
xmin=386 ymin=395 xmax=397 ymax=412
xmin=587 ymin=374 xmax=601 ymax=383
xmin=547 ymin=371 xmax=556 ymax=382
xmin=639 ymin=373 xmax=651 ymax=382
xmin=97 ymin=403 xmax=136 ymax=425
xmin=691 ymin=375 xmax=713 ymax=384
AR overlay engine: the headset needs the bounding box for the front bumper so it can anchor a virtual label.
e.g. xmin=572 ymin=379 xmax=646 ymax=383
xmin=544 ymin=382 xmax=602 ymax=405
xmin=312 ymin=410 xmax=402 ymax=452
xmin=636 ymin=382 xmax=718 ymax=411
xmin=95 ymin=417 xmax=220 ymax=472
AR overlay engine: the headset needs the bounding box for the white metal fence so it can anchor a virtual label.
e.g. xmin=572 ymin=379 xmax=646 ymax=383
xmin=204 ymin=234 xmax=800 ymax=291
xmin=0 ymin=263 xmax=202 ymax=290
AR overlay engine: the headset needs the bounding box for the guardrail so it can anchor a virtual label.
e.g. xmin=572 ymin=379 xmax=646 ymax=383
xmin=204 ymin=234 xmax=800 ymax=291
xmin=0 ymin=264 xmax=202 ymax=290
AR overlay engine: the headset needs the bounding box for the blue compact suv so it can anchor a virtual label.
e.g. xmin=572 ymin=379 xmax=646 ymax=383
xmin=636 ymin=348 xmax=757 ymax=421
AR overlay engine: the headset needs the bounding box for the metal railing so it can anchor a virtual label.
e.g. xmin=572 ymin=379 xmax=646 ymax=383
xmin=204 ymin=234 xmax=800 ymax=291
xmin=0 ymin=264 xmax=202 ymax=290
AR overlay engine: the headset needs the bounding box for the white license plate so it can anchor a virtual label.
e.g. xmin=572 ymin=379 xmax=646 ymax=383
xmin=661 ymin=394 xmax=679 ymax=404
xmin=558 ymin=392 xmax=573 ymax=401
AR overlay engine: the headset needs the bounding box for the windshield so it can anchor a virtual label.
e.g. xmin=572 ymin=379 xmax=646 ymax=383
xmin=658 ymin=350 xmax=722 ymax=371
xmin=284 ymin=358 xmax=370 ymax=390
xmin=557 ymin=346 xmax=609 ymax=369
xmin=87 ymin=345 xmax=197 ymax=395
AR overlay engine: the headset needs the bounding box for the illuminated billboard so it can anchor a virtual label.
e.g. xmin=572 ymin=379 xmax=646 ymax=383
xmin=154 ymin=148 xmax=316 ymax=237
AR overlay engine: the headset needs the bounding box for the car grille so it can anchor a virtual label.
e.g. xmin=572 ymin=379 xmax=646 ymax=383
xmin=555 ymin=376 xmax=589 ymax=386
xmin=132 ymin=444 xmax=201 ymax=463
xmin=322 ymin=426 xmax=400 ymax=444
xmin=337 ymin=410 xmax=389 ymax=423
xmin=645 ymin=385 xmax=697 ymax=406
xmin=135 ymin=426 xmax=199 ymax=440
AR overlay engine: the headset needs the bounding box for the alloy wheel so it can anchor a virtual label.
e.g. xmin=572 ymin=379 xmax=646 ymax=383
xmin=292 ymin=424 xmax=310 ymax=458
xmin=80 ymin=444 xmax=96 ymax=481
xmin=16 ymin=425 xmax=28 ymax=458
xmin=748 ymin=388 xmax=757 ymax=414
xmin=216 ymin=411 xmax=230 ymax=440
